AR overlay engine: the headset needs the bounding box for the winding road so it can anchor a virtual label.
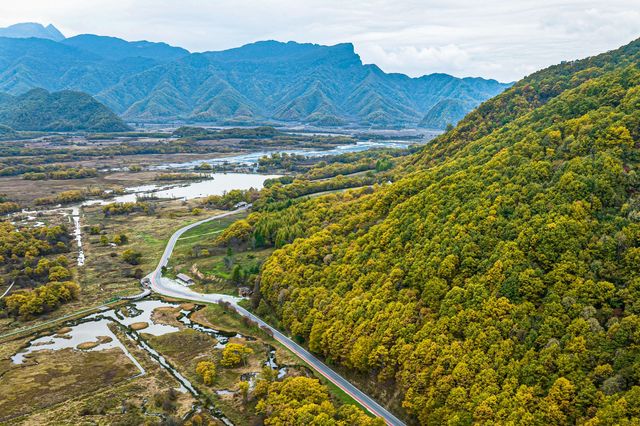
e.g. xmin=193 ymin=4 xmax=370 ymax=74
xmin=147 ymin=207 xmax=406 ymax=426
xmin=0 ymin=281 xmax=15 ymax=299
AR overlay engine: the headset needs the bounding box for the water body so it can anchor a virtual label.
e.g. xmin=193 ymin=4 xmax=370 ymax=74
xmin=11 ymin=300 xmax=184 ymax=366
xmin=11 ymin=317 xmax=145 ymax=374
xmin=83 ymin=173 xmax=280 ymax=206
xmin=9 ymin=299 xmax=296 ymax=425
xmin=265 ymin=347 xmax=288 ymax=379
xmin=77 ymin=173 xmax=276 ymax=266
xmin=70 ymin=206 xmax=85 ymax=266
xmin=16 ymin=205 xmax=86 ymax=266
xmin=154 ymin=140 xmax=417 ymax=170
xmin=91 ymin=300 xmax=181 ymax=336
xmin=18 ymin=137 xmax=418 ymax=266
xmin=15 ymin=173 xmax=278 ymax=267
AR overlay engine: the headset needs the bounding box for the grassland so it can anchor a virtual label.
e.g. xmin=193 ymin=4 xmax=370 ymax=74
xmin=79 ymin=199 xmax=220 ymax=301
xmin=0 ymin=295 xmax=371 ymax=425
xmin=0 ymin=348 xmax=138 ymax=421
xmin=0 ymin=316 xmax=200 ymax=425
xmin=168 ymin=212 xmax=274 ymax=296
xmin=0 ymin=198 xmax=220 ymax=335
xmin=0 ymin=143 xmax=390 ymax=424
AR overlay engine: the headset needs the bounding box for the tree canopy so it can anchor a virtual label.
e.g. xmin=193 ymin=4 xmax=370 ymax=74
xmin=255 ymin=377 xmax=384 ymax=426
xmin=254 ymin=38 xmax=640 ymax=424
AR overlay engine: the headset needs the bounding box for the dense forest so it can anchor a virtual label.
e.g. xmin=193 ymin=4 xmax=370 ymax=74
xmin=0 ymin=88 xmax=130 ymax=132
xmin=254 ymin=376 xmax=384 ymax=425
xmin=249 ymin=38 xmax=640 ymax=424
xmin=0 ymin=222 xmax=78 ymax=319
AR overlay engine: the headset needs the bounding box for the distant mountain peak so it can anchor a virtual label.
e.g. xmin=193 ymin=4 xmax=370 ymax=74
xmin=205 ymin=40 xmax=360 ymax=64
xmin=62 ymin=34 xmax=189 ymax=61
xmin=44 ymin=24 xmax=65 ymax=40
xmin=0 ymin=22 xmax=65 ymax=41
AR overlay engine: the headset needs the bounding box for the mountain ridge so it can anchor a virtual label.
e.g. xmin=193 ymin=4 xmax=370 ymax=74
xmin=61 ymin=34 xmax=189 ymax=62
xmin=0 ymin=31 xmax=511 ymax=128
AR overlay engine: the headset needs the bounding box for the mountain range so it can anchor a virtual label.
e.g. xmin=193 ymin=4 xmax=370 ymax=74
xmin=0 ymin=24 xmax=511 ymax=129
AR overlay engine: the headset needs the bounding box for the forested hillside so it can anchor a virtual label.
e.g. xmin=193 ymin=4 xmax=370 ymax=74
xmin=418 ymin=99 xmax=472 ymax=129
xmin=253 ymin=38 xmax=640 ymax=424
xmin=0 ymin=88 xmax=130 ymax=132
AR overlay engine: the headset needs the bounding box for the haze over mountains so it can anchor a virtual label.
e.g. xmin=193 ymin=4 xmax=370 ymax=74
xmin=0 ymin=23 xmax=64 ymax=42
xmin=0 ymin=23 xmax=510 ymax=129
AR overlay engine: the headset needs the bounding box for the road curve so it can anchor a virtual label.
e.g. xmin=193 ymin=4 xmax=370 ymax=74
xmin=148 ymin=208 xmax=406 ymax=426
xmin=0 ymin=281 xmax=15 ymax=299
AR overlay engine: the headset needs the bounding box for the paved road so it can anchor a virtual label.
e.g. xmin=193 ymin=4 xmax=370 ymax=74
xmin=148 ymin=208 xmax=406 ymax=426
xmin=0 ymin=281 xmax=15 ymax=299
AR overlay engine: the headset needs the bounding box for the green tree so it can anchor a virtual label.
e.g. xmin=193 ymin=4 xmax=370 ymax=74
xmin=231 ymin=265 xmax=243 ymax=285
xmin=121 ymin=249 xmax=142 ymax=265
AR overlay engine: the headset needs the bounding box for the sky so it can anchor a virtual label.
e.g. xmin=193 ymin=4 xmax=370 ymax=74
xmin=1 ymin=0 xmax=639 ymax=82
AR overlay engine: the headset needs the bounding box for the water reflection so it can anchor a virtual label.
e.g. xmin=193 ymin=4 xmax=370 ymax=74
xmin=10 ymin=300 xmax=235 ymax=423
xmin=93 ymin=300 xmax=181 ymax=336
xmin=83 ymin=173 xmax=280 ymax=206
xmin=11 ymin=318 xmax=145 ymax=375
xmin=9 ymin=299 xmax=287 ymax=425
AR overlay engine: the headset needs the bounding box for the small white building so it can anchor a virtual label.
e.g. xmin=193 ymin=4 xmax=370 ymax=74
xmin=176 ymin=273 xmax=194 ymax=286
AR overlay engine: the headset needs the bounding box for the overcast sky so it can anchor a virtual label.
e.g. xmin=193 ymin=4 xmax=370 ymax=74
xmin=1 ymin=0 xmax=639 ymax=81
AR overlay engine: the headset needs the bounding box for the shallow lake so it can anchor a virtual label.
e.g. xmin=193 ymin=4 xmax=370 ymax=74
xmin=84 ymin=172 xmax=280 ymax=206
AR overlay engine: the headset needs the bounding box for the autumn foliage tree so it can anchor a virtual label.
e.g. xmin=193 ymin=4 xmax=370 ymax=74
xmin=254 ymin=377 xmax=383 ymax=425
xmin=196 ymin=360 xmax=217 ymax=385
xmin=4 ymin=281 xmax=80 ymax=318
xmin=254 ymin=38 xmax=640 ymax=424
xmin=220 ymin=343 xmax=253 ymax=368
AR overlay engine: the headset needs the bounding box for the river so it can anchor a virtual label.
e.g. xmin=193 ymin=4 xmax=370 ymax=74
xmin=16 ymin=173 xmax=279 ymax=267
xmin=19 ymin=137 xmax=419 ymax=267
xmin=83 ymin=173 xmax=281 ymax=206
xmin=154 ymin=139 xmax=417 ymax=170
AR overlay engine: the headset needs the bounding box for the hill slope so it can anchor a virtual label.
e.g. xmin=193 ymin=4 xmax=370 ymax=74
xmin=0 ymin=88 xmax=131 ymax=132
xmin=254 ymin=38 xmax=640 ymax=423
xmin=0 ymin=34 xmax=509 ymax=128
xmin=418 ymin=98 xmax=472 ymax=129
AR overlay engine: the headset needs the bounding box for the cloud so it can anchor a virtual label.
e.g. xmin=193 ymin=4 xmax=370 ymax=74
xmin=360 ymin=44 xmax=472 ymax=76
xmin=0 ymin=0 xmax=639 ymax=81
